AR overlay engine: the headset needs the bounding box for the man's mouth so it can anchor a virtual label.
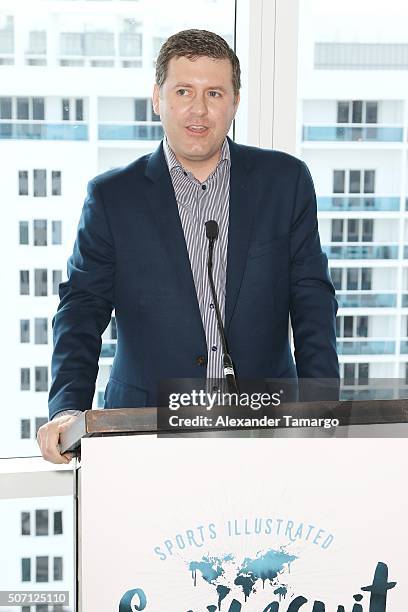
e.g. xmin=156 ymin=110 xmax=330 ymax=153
xmin=186 ymin=125 xmax=209 ymax=134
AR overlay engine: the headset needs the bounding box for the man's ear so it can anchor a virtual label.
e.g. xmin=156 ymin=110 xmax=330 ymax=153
xmin=152 ymin=84 xmax=160 ymax=117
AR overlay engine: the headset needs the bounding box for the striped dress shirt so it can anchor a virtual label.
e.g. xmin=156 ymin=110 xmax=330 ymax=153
xmin=162 ymin=136 xmax=231 ymax=383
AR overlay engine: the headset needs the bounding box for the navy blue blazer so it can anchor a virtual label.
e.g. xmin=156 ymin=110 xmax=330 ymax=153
xmin=48 ymin=137 xmax=339 ymax=419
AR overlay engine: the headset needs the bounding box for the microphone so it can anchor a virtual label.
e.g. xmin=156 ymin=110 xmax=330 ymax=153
xmin=205 ymin=220 xmax=239 ymax=397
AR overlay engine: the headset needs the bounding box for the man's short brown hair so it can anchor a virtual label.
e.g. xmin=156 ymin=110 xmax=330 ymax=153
xmin=155 ymin=29 xmax=241 ymax=100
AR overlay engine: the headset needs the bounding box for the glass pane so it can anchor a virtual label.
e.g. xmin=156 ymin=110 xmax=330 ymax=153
xmin=333 ymin=170 xmax=345 ymax=193
xmin=32 ymin=97 xmax=44 ymax=120
xmin=52 ymin=170 xmax=61 ymax=195
xmin=346 ymin=268 xmax=358 ymax=290
xmin=52 ymin=220 xmax=62 ymax=244
xmin=361 ymin=268 xmax=372 ymax=290
xmin=343 ymin=316 xmax=353 ymax=337
xmin=35 ymin=509 xmax=49 ymax=536
xmin=337 ymin=101 xmax=349 ymax=123
xmin=366 ymin=101 xmax=378 ymax=123
xmin=330 ymin=268 xmax=342 ymax=290
xmin=21 ymin=558 xmax=31 ymax=581
xmin=344 ymin=363 xmax=355 ymax=385
xmin=17 ymin=97 xmax=29 ymax=120
xmin=134 ymin=98 xmax=147 ymax=121
xmin=363 ymin=169 xmax=375 ymax=193
xmin=33 ymin=169 xmax=47 ymax=197
xmin=20 ymin=319 xmax=30 ymax=343
xmin=362 ymin=219 xmax=373 ymax=242
xmin=54 ymin=556 xmax=63 ymax=580
xmin=358 ymin=363 xmax=369 ymax=385
xmin=34 ymin=318 xmax=48 ymax=344
xmin=35 ymin=366 xmax=48 ymax=392
xmin=349 ymin=170 xmax=361 ymax=193
xmin=347 ymin=219 xmax=359 ymax=241
xmin=34 ymin=219 xmax=47 ymax=246
xmin=20 ymin=368 xmax=30 ymax=391
xmin=53 ymin=270 xmax=62 ymax=295
xmin=20 ymin=420 xmax=30 ymax=439
xmin=352 ymin=100 xmax=363 ymax=123
xmin=54 ymin=511 xmax=63 ymax=535
xmin=19 ymin=221 xmax=29 ymax=245
xmin=62 ymin=98 xmax=70 ymax=120
xmin=18 ymin=171 xmax=29 ymax=195
xmin=36 ymin=556 xmax=48 ymax=581
xmin=331 ymin=219 xmax=343 ymax=242
xmin=357 ymin=316 xmax=368 ymax=337
xmin=34 ymin=269 xmax=47 ymax=296
xmin=0 ymin=96 xmax=12 ymax=119
xmin=20 ymin=270 xmax=29 ymax=295
xmin=75 ymin=98 xmax=83 ymax=121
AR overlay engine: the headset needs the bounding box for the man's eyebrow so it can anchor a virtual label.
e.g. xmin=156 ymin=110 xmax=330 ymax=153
xmin=172 ymin=82 xmax=227 ymax=91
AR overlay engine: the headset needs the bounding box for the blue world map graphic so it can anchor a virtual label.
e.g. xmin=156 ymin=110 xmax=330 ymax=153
xmin=189 ymin=549 xmax=297 ymax=607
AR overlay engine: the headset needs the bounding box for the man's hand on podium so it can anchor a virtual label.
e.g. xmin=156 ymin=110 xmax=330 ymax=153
xmin=37 ymin=415 xmax=78 ymax=464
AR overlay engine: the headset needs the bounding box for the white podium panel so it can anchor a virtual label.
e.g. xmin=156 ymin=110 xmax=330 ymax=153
xmin=80 ymin=436 xmax=407 ymax=611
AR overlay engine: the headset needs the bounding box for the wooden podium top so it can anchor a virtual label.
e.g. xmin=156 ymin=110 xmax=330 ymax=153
xmin=59 ymin=398 xmax=408 ymax=453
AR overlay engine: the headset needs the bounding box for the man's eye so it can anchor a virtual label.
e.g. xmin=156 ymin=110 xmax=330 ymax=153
xmin=209 ymin=91 xmax=221 ymax=97
xmin=176 ymin=89 xmax=188 ymax=96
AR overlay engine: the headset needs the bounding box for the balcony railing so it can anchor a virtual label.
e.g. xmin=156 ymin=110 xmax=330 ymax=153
xmin=98 ymin=122 xmax=163 ymax=141
xmin=336 ymin=292 xmax=397 ymax=308
xmin=323 ymin=244 xmax=399 ymax=259
xmin=302 ymin=124 xmax=403 ymax=142
xmin=318 ymin=196 xmax=400 ymax=212
xmin=0 ymin=120 xmax=88 ymax=140
xmin=337 ymin=340 xmax=396 ymax=355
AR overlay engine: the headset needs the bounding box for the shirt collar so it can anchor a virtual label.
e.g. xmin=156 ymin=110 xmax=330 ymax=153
xmin=163 ymin=135 xmax=230 ymax=176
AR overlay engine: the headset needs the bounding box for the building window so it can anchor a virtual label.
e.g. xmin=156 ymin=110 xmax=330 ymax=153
xmin=32 ymin=97 xmax=45 ymax=120
xmin=21 ymin=368 xmax=30 ymax=391
xmin=361 ymin=268 xmax=372 ymax=290
xmin=21 ymin=419 xmax=31 ymax=439
xmin=35 ymin=367 xmax=48 ymax=392
xmin=52 ymin=221 xmax=62 ymax=245
xmin=52 ymin=270 xmax=62 ymax=295
xmin=62 ymin=98 xmax=70 ymax=121
xmin=35 ymin=269 xmax=48 ymax=296
xmin=53 ymin=557 xmax=63 ymax=581
xmin=34 ymin=220 xmax=47 ymax=246
xmin=20 ymin=270 xmax=30 ymax=295
xmin=34 ymin=318 xmax=48 ymax=344
xmin=346 ymin=269 xmax=359 ymax=290
xmin=111 ymin=316 xmax=117 ymax=340
xmin=358 ymin=363 xmax=369 ymax=385
xmin=36 ymin=556 xmax=48 ymax=582
xmin=337 ymin=316 xmax=368 ymax=338
xmin=330 ymin=268 xmax=342 ymax=290
xmin=35 ymin=417 xmax=47 ymax=436
xmin=0 ymin=97 xmax=12 ymax=119
xmin=336 ymin=100 xmax=378 ymax=124
xmin=332 ymin=169 xmax=375 ymax=194
xmin=21 ymin=558 xmax=31 ymax=582
xmin=21 ymin=511 xmax=30 ymax=535
xmin=20 ymin=319 xmax=30 ymax=343
xmin=134 ymin=98 xmax=147 ymax=121
xmin=19 ymin=221 xmax=29 ymax=245
xmin=35 ymin=509 xmax=48 ymax=536
xmin=362 ymin=219 xmax=373 ymax=241
xmin=331 ymin=219 xmax=343 ymax=242
xmin=17 ymin=97 xmax=29 ymax=120
xmin=19 ymin=170 xmax=29 ymax=195
xmin=54 ymin=511 xmax=63 ymax=535
xmin=52 ymin=171 xmax=61 ymax=196
xmin=75 ymin=98 xmax=83 ymax=121
xmin=333 ymin=170 xmax=345 ymax=193
xmin=33 ymin=169 xmax=47 ymax=197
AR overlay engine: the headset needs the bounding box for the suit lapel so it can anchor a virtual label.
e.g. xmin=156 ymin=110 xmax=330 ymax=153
xmin=145 ymin=142 xmax=206 ymax=346
xmin=225 ymin=137 xmax=254 ymax=333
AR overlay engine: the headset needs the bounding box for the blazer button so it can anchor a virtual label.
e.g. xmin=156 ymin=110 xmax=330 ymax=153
xmin=196 ymin=355 xmax=207 ymax=366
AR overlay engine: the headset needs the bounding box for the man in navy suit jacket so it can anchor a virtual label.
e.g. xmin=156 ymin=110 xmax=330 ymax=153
xmin=38 ymin=29 xmax=339 ymax=463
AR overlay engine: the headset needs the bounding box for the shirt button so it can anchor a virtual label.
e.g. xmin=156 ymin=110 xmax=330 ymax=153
xmin=212 ymin=385 xmax=219 ymax=392
xmin=202 ymin=184 xmax=207 ymax=190
xmin=209 ymin=303 xmax=214 ymax=309
xmin=211 ymin=345 xmax=217 ymax=352
xmin=196 ymin=355 xmax=206 ymax=366
xmin=183 ymin=171 xmax=187 ymax=176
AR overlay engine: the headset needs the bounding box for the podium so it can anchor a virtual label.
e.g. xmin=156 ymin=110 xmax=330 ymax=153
xmin=60 ymin=399 xmax=408 ymax=612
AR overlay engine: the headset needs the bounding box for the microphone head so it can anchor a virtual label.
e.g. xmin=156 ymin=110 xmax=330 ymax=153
xmin=205 ymin=220 xmax=219 ymax=240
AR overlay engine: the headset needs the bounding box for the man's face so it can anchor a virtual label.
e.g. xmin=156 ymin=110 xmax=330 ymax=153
xmin=152 ymin=55 xmax=239 ymax=168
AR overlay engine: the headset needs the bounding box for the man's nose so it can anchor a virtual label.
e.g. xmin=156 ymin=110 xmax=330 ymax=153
xmin=190 ymin=94 xmax=208 ymax=115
